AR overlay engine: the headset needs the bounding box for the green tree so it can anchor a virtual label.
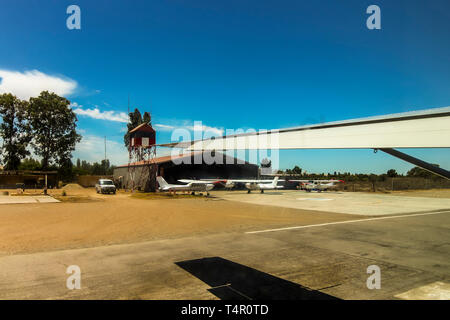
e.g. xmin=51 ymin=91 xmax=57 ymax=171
xmin=101 ymin=159 xmax=111 ymax=175
xmin=407 ymin=166 xmax=436 ymax=178
xmin=58 ymin=158 xmax=74 ymax=182
xmin=291 ymin=166 xmax=302 ymax=175
xmin=18 ymin=158 xmax=41 ymax=171
xmin=28 ymin=91 xmax=81 ymax=170
xmin=124 ymin=108 xmax=143 ymax=149
xmin=0 ymin=93 xmax=31 ymax=170
xmin=91 ymin=162 xmax=103 ymax=175
xmin=386 ymin=169 xmax=398 ymax=177
xmin=143 ymin=111 xmax=151 ymax=124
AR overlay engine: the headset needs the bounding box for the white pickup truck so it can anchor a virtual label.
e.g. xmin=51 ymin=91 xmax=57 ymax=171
xmin=95 ymin=179 xmax=117 ymax=194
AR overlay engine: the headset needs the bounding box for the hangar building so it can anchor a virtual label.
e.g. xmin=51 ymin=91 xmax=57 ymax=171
xmin=113 ymin=151 xmax=258 ymax=189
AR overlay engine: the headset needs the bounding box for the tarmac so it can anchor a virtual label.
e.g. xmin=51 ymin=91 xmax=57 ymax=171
xmin=0 ymin=204 xmax=448 ymax=299
xmin=218 ymin=190 xmax=450 ymax=215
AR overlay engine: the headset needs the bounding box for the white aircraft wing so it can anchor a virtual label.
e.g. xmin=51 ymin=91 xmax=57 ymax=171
xmin=289 ymin=180 xmax=344 ymax=183
xmin=158 ymin=107 xmax=450 ymax=150
xmin=157 ymin=107 xmax=450 ymax=179
xmin=228 ymin=179 xmax=279 ymax=183
xmin=180 ymin=178 xmax=279 ymax=184
xmin=178 ymin=179 xmax=226 ymax=184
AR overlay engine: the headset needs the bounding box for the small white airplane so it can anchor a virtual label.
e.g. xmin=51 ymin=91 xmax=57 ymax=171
xmin=178 ymin=178 xmax=235 ymax=191
xmin=179 ymin=177 xmax=283 ymax=193
xmin=244 ymin=177 xmax=283 ymax=193
xmin=289 ymin=179 xmax=344 ymax=192
xmin=178 ymin=178 xmax=227 ymax=185
xmin=156 ymin=176 xmax=215 ymax=196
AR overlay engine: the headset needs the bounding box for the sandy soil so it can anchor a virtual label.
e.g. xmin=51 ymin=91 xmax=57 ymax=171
xmin=0 ymin=187 xmax=354 ymax=256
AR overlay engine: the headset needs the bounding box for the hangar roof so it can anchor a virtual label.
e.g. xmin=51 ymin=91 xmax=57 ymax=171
xmin=116 ymin=151 xmax=255 ymax=168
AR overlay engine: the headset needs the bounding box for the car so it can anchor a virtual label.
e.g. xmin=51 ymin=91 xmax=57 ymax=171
xmin=95 ymin=179 xmax=116 ymax=194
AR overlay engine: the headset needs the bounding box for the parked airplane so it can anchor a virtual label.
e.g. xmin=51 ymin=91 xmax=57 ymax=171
xmin=178 ymin=179 xmax=226 ymax=185
xmin=179 ymin=177 xmax=283 ymax=193
xmin=156 ymin=176 xmax=215 ymax=196
xmin=290 ymin=179 xmax=344 ymax=192
xmin=179 ymin=179 xmax=238 ymax=190
xmin=244 ymin=177 xmax=283 ymax=193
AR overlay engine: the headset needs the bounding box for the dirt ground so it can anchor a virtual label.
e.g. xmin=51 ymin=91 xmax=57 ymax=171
xmin=1 ymin=187 xmax=449 ymax=257
xmin=0 ymin=187 xmax=355 ymax=256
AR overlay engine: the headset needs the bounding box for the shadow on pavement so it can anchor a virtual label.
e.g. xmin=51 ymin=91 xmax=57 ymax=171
xmin=175 ymin=257 xmax=339 ymax=300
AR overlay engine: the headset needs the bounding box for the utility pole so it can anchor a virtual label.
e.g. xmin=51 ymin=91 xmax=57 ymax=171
xmin=104 ymin=136 xmax=107 ymax=175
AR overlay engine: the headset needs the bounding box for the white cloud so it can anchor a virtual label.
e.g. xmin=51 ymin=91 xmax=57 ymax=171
xmin=72 ymin=105 xmax=128 ymax=123
xmin=186 ymin=124 xmax=224 ymax=136
xmin=73 ymin=135 xmax=128 ymax=165
xmin=73 ymin=134 xmax=174 ymax=166
xmin=154 ymin=123 xmax=175 ymax=130
xmin=0 ymin=69 xmax=77 ymax=100
xmin=155 ymin=121 xmax=223 ymax=136
xmin=70 ymin=107 xmax=223 ymax=136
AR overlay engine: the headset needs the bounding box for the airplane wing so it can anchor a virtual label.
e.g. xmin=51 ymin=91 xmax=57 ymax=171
xmin=189 ymin=183 xmax=211 ymax=188
xmin=178 ymin=179 xmax=226 ymax=184
xmin=157 ymin=107 xmax=450 ymax=179
xmin=179 ymin=179 xmax=279 ymax=184
xmin=289 ymin=180 xmax=344 ymax=183
xmin=157 ymin=107 xmax=450 ymax=150
xmin=227 ymin=179 xmax=281 ymax=183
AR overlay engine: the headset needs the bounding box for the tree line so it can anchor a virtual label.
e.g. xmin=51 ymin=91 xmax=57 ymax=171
xmin=16 ymin=157 xmax=115 ymax=176
xmin=74 ymin=158 xmax=115 ymax=175
xmin=1 ymin=94 xmax=154 ymax=180
xmin=0 ymin=91 xmax=81 ymax=173
xmin=279 ymin=166 xmax=445 ymax=181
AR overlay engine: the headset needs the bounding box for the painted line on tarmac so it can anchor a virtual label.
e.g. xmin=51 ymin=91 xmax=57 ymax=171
xmin=246 ymin=210 xmax=450 ymax=234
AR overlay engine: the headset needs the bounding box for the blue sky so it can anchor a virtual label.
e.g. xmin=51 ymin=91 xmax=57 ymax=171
xmin=0 ymin=0 xmax=449 ymax=174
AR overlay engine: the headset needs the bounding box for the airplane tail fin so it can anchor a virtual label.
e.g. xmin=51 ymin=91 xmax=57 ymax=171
xmin=272 ymin=176 xmax=279 ymax=187
xmin=156 ymin=176 xmax=169 ymax=188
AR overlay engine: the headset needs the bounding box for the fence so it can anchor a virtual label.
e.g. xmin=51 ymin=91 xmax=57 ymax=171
xmin=341 ymin=177 xmax=450 ymax=192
